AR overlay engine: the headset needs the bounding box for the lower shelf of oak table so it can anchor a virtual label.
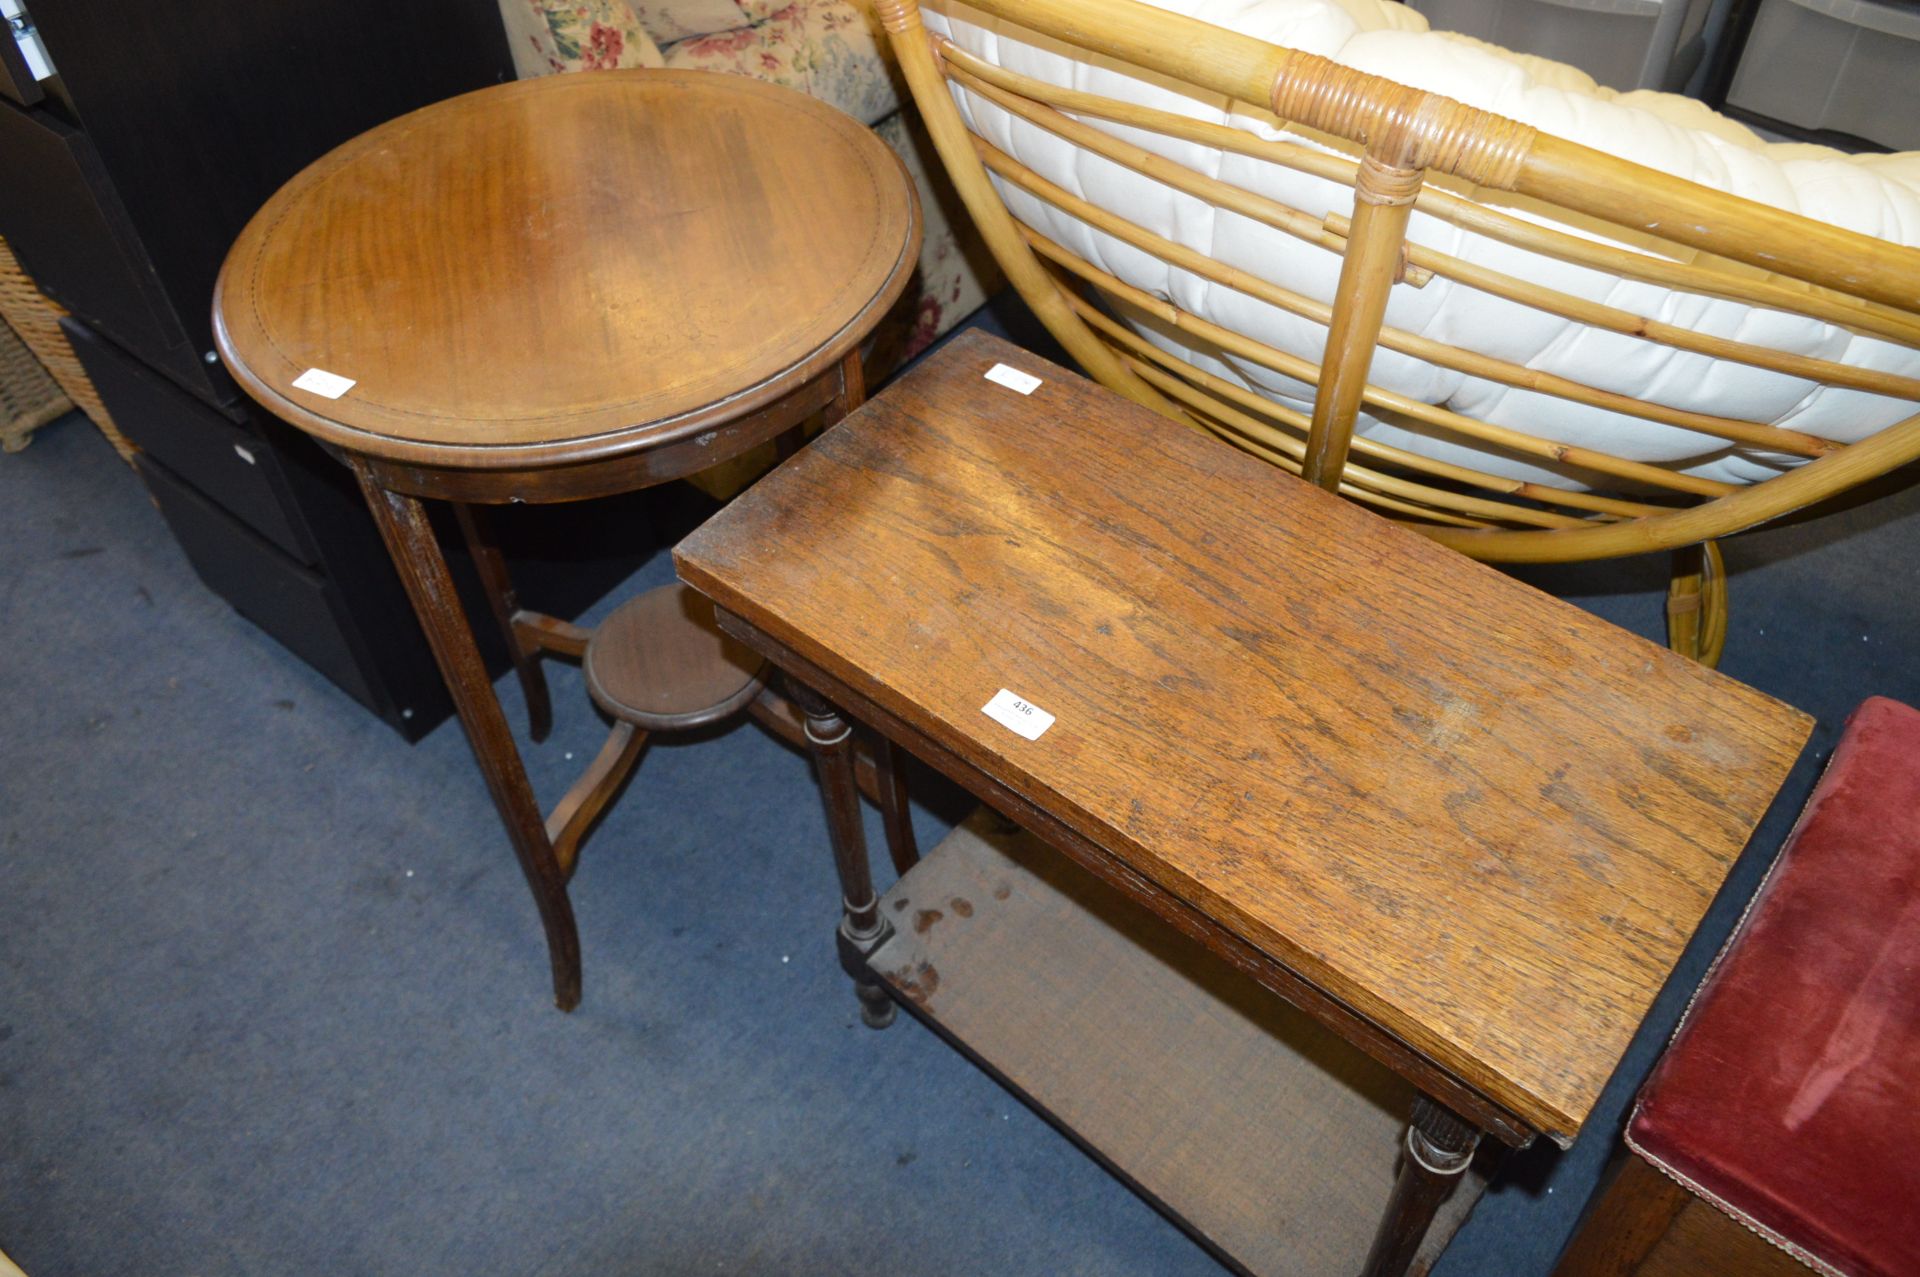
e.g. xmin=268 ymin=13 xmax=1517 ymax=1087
xmin=869 ymin=811 xmax=1490 ymax=1277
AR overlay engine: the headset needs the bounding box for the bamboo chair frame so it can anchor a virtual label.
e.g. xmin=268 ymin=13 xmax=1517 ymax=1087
xmin=874 ymin=0 xmax=1920 ymax=665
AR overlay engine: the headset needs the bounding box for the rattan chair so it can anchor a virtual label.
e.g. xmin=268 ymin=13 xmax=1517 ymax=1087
xmin=876 ymin=0 xmax=1920 ymax=666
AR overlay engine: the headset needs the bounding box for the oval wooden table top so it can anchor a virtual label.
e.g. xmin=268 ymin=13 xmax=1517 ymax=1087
xmin=213 ymin=70 xmax=920 ymax=470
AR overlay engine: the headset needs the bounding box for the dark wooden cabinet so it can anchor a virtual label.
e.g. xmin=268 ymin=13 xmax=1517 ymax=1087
xmin=0 ymin=0 xmax=631 ymax=739
xmin=0 ymin=98 xmax=182 ymax=382
xmin=9 ymin=0 xmax=521 ymax=401
xmin=64 ymin=318 xmax=321 ymax=562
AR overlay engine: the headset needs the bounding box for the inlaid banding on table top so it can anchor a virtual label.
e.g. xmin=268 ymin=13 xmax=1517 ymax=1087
xmin=214 ymin=71 xmax=920 ymax=467
xmin=675 ymin=329 xmax=1811 ymax=1142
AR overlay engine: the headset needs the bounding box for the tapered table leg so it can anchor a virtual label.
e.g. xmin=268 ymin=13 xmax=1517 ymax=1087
xmin=355 ymin=463 xmax=582 ymax=1011
xmin=452 ymin=502 xmax=554 ymax=742
xmin=1362 ymin=1094 xmax=1482 ymax=1277
xmin=787 ymin=675 xmax=895 ymax=1029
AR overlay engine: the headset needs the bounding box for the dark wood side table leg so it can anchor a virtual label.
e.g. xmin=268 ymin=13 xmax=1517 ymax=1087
xmin=1362 ymin=1093 xmax=1482 ymax=1277
xmin=452 ymin=502 xmax=554 ymax=742
xmin=876 ymin=738 xmax=919 ymax=876
xmin=770 ymin=347 xmax=863 ymax=468
xmin=1551 ymin=1150 xmax=1691 ymax=1277
xmin=773 ymin=425 xmax=804 ymax=464
xmin=829 ymin=346 xmax=866 ymax=419
xmin=787 ymin=674 xmax=895 ymax=1029
xmin=354 ymin=463 xmax=583 ymax=1011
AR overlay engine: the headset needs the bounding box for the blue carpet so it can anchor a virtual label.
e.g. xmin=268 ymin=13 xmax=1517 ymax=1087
xmin=2 ymin=302 xmax=1917 ymax=1275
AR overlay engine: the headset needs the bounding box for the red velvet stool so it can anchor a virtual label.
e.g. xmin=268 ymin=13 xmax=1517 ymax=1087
xmin=1557 ymin=696 xmax=1920 ymax=1277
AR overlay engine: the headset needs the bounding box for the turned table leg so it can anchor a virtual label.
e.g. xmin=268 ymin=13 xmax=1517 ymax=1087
xmin=354 ymin=463 xmax=582 ymax=1011
xmin=787 ymin=675 xmax=895 ymax=1029
xmin=1362 ymin=1094 xmax=1482 ymax=1277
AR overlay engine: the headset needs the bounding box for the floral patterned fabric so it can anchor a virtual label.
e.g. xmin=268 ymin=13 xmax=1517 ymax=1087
xmin=871 ymin=111 xmax=993 ymax=367
xmin=661 ymin=1 xmax=898 ymax=126
xmin=630 ymin=0 xmax=755 ymax=44
xmin=732 ymin=0 xmax=799 ymax=22
xmin=502 ymin=0 xmax=664 ymax=75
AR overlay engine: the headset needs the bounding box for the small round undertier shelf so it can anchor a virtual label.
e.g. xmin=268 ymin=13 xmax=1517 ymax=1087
xmin=585 ymin=585 xmax=767 ymax=731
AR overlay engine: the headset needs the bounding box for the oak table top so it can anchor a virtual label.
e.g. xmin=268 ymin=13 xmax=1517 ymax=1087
xmin=677 ymin=329 xmax=1812 ymax=1144
xmin=213 ymin=69 xmax=919 ymax=471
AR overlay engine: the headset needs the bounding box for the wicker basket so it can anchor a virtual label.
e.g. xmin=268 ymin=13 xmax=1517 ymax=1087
xmin=0 ymin=234 xmax=136 ymax=462
xmin=1 ymin=307 xmax=67 ymax=452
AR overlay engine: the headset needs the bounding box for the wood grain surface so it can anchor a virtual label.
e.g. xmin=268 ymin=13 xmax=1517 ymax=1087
xmin=1554 ymin=1152 xmax=1692 ymax=1277
xmin=1555 ymin=1153 xmax=1816 ymax=1277
xmin=676 ymin=329 xmax=1811 ymax=1141
xmin=213 ymin=71 xmax=919 ymax=469
xmin=873 ymin=810 xmax=1490 ymax=1276
xmin=582 ymin=584 xmax=764 ymax=729
xmin=1633 ymin=1198 xmax=1813 ymax=1277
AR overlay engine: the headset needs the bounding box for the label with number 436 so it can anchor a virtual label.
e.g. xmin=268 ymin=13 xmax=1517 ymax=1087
xmin=981 ymin=688 xmax=1055 ymax=741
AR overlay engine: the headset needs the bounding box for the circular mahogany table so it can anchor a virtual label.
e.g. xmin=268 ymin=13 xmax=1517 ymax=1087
xmin=213 ymin=70 xmax=920 ymax=1010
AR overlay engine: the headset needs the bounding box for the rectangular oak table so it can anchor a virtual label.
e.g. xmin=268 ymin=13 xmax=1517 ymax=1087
xmin=675 ymin=330 xmax=1811 ymax=1275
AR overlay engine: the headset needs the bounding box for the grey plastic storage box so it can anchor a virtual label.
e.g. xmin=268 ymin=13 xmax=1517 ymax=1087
xmin=1725 ymin=0 xmax=1920 ymax=150
xmin=1409 ymin=0 xmax=1718 ymax=89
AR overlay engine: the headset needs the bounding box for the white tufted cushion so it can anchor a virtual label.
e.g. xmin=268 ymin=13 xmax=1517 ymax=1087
xmin=929 ymin=0 xmax=1920 ymax=488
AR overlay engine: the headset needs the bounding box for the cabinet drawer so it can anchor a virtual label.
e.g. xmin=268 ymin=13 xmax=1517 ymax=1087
xmin=68 ymin=317 xmax=319 ymax=564
xmin=138 ymin=454 xmax=378 ymax=712
xmin=0 ymin=99 xmax=173 ymax=349
xmin=0 ymin=97 xmax=214 ymax=394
